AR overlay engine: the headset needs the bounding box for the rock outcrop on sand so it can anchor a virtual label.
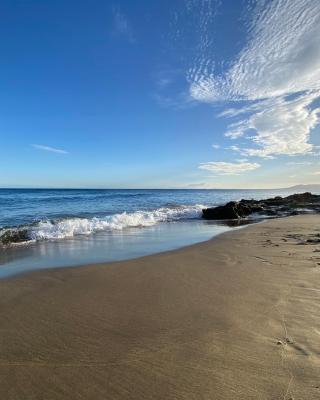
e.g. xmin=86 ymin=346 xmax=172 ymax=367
xmin=202 ymin=192 xmax=320 ymax=220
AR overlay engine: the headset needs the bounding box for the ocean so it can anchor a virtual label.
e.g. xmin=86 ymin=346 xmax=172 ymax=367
xmin=0 ymin=188 xmax=303 ymax=277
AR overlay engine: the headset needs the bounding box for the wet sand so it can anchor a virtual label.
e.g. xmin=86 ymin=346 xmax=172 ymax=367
xmin=0 ymin=215 xmax=320 ymax=399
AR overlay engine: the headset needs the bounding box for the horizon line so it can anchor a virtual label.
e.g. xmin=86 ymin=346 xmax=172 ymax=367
xmin=0 ymin=184 xmax=317 ymax=191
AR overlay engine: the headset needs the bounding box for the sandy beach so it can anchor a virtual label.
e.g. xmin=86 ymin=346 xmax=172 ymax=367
xmin=0 ymin=214 xmax=320 ymax=399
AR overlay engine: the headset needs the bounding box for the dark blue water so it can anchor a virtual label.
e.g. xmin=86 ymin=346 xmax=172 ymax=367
xmin=0 ymin=188 xmax=302 ymax=277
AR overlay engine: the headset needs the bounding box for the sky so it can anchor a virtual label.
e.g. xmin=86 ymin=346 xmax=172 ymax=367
xmin=0 ymin=0 xmax=319 ymax=189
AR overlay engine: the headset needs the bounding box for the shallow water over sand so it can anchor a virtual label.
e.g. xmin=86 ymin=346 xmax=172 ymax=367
xmin=0 ymin=219 xmax=249 ymax=278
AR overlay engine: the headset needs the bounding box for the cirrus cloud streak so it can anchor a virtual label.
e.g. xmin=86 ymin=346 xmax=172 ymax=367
xmin=32 ymin=144 xmax=69 ymax=154
xmin=199 ymin=161 xmax=260 ymax=175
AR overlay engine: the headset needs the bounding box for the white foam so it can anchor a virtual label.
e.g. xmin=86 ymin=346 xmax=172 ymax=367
xmin=26 ymin=205 xmax=205 ymax=241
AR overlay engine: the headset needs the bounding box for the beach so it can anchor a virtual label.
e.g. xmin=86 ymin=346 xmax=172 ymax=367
xmin=0 ymin=214 xmax=320 ymax=399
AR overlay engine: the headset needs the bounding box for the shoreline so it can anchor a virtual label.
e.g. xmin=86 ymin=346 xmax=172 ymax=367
xmin=1 ymin=214 xmax=320 ymax=399
xmin=0 ymin=217 xmax=254 ymax=279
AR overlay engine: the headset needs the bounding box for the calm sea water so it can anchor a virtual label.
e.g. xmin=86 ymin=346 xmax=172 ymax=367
xmin=0 ymin=188 xmax=301 ymax=277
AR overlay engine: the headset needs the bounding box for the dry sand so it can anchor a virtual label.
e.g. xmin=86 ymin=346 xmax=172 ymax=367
xmin=0 ymin=214 xmax=320 ymax=399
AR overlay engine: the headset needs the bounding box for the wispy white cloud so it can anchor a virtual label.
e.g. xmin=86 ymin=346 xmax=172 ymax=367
xmin=224 ymin=92 xmax=319 ymax=158
xmin=199 ymin=161 xmax=260 ymax=175
xmin=236 ymin=158 xmax=249 ymax=163
xmin=212 ymin=144 xmax=220 ymax=149
xmin=189 ymin=0 xmax=320 ymax=160
xmin=153 ymin=67 xmax=195 ymax=109
xmin=186 ymin=182 xmax=210 ymax=188
xmin=287 ymin=161 xmax=312 ymax=166
xmin=228 ymin=145 xmax=241 ymax=152
xmin=190 ymin=0 xmax=320 ymax=102
xmin=112 ymin=8 xmax=134 ymax=42
xmin=156 ymin=78 xmax=172 ymax=89
xmin=32 ymin=144 xmax=68 ymax=154
xmin=154 ymin=1 xmax=221 ymax=110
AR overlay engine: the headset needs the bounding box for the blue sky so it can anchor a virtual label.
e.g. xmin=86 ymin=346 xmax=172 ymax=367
xmin=0 ymin=0 xmax=319 ymax=189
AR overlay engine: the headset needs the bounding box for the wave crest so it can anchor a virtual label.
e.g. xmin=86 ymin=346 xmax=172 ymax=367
xmin=0 ymin=204 xmax=205 ymax=246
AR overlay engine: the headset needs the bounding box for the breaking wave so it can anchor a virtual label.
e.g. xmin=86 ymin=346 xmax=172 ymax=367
xmin=0 ymin=204 xmax=205 ymax=246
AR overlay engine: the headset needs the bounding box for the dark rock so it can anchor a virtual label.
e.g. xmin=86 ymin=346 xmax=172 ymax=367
xmin=202 ymin=192 xmax=320 ymax=220
xmin=202 ymin=201 xmax=253 ymax=220
xmin=0 ymin=228 xmax=29 ymax=245
xmin=306 ymin=238 xmax=320 ymax=244
xmin=239 ymin=199 xmax=264 ymax=213
xmin=286 ymin=192 xmax=319 ymax=203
